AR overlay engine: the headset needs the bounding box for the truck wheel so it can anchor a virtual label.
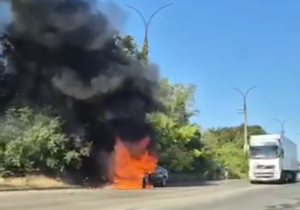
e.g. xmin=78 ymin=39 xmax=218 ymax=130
xmin=291 ymin=172 xmax=297 ymax=183
xmin=279 ymin=172 xmax=284 ymax=184
xmin=279 ymin=171 xmax=288 ymax=184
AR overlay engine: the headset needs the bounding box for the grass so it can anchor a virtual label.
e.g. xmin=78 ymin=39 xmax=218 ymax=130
xmin=0 ymin=175 xmax=72 ymax=190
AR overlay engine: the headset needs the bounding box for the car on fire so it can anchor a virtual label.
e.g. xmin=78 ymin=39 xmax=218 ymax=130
xmin=149 ymin=166 xmax=169 ymax=187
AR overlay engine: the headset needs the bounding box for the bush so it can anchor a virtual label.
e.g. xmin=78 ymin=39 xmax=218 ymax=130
xmin=0 ymin=107 xmax=90 ymax=177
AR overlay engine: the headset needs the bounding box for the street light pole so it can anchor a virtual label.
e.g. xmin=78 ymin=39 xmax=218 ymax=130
xmin=273 ymin=117 xmax=291 ymax=136
xmin=232 ymin=85 xmax=257 ymax=153
xmin=125 ymin=3 xmax=173 ymax=63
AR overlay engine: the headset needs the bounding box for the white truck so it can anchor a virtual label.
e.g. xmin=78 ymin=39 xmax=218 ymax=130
xmin=248 ymin=134 xmax=298 ymax=184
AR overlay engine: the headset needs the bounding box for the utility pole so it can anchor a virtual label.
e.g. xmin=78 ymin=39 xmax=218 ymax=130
xmin=232 ymin=85 xmax=257 ymax=153
xmin=125 ymin=3 xmax=173 ymax=63
xmin=273 ymin=117 xmax=291 ymax=136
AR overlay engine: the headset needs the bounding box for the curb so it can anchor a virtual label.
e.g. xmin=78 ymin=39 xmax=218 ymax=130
xmin=0 ymin=186 xmax=85 ymax=192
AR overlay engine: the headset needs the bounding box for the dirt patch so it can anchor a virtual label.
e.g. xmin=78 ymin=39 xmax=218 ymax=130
xmin=0 ymin=175 xmax=73 ymax=190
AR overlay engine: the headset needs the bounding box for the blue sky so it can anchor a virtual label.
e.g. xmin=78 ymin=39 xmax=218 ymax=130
xmin=1 ymin=1 xmax=300 ymax=144
xmin=115 ymin=0 xmax=300 ymax=143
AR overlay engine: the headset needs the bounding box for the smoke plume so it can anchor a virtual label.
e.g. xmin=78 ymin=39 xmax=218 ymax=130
xmin=0 ymin=0 xmax=161 ymax=183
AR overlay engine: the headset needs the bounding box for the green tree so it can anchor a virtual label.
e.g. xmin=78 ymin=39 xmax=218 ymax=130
xmin=160 ymin=78 xmax=198 ymax=125
xmin=202 ymin=124 xmax=267 ymax=178
xmin=0 ymin=107 xmax=90 ymax=176
xmin=149 ymin=79 xmax=203 ymax=172
xmin=116 ymin=35 xmax=146 ymax=62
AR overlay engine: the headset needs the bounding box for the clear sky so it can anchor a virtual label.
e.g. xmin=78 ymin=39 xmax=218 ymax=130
xmin=1 ymin=1 xmax=300 ymax=145
xmin=115 ymin=0 xmax=300 ymax=144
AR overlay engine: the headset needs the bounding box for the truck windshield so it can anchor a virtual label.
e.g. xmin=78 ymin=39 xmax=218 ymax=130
xmin=249 ymin=145 xmax=279 ymax=159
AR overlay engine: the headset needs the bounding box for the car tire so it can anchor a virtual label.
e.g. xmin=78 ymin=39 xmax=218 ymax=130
xmin=160 ymin=176 xmax=167 ymax=187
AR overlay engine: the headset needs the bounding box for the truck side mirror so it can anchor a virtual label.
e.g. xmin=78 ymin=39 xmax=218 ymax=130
xmin=280 ymin=149 xmax=284 ymax=157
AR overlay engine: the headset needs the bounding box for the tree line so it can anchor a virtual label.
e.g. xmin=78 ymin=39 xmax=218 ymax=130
xmin=0 ymin=35 xmax=267 ymax=181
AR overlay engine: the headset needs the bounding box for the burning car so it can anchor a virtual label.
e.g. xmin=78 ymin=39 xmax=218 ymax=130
xmin=148 ymin=166 xmax=168 ymax=187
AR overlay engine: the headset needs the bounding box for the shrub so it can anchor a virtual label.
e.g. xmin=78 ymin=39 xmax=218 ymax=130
xmin=0 ymin=107 xmax=90 ymax=177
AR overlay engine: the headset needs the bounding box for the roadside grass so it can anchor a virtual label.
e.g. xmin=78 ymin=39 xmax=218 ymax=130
xmin=0 ymin=175 xmax=71 ymax=190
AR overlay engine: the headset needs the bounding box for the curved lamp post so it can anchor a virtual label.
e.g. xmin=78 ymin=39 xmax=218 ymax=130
xmin=125 ymin=3 xmax=173 ymax=62
xmin=232 ymin=85 xmax=257 ymax=153
xmin=273 ymin=117 xmax=291 ymax=136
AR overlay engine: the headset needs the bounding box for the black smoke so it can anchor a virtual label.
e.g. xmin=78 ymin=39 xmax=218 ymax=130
xmin=0 ymin=0 xmax=161 ymax=184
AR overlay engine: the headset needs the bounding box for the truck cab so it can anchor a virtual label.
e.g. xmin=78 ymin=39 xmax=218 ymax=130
xmin=248 ymin=134 xmax=298 ymax=184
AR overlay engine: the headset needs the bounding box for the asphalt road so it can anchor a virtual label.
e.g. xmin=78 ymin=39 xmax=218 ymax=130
xmin=0 ymin=180 xmax=299 ymax=210
xmin=188 ymin=182 xmax=300 ymax=210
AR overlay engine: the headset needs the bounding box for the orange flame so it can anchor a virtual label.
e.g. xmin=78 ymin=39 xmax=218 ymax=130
xmin=109 ymin=137 xmax=157 ymax=189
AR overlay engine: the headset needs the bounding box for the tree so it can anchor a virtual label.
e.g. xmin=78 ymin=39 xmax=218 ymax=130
xmin=149 ymin=79 xmax=203 ymax=172
xmin=0 ymin=107 xmax=90 ymax=176
xmin=116 ymin=35 xmax=146 ymax=62
xmin=159 ymin=78 xmax=198 ymax=124
xmin=202 ymin=124 xmax=267 ymax=178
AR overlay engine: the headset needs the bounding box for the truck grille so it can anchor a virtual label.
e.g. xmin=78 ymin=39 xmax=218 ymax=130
xmin=256 ymin=165 xmax=275 ymax=169
xmin=254 ymin=172 xmax=274 ymax=178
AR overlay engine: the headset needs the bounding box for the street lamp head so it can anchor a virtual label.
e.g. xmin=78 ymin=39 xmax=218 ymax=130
xmin=273 ymin=117 xmax=291 ymax=135
xmin=273 ymin=117 xmax=291 ymax=125
xmin=273 ymin=118 xmax=282 ymax=124
xmin=124 ymin=3 xmax=174 ymax=61
xmin=283 ymin=117 xmax=292 ymax=124
xmin=232 ymin=85 xmax=257 ymax=98
xmin=124 ymin=3 xmax=174 ymax=27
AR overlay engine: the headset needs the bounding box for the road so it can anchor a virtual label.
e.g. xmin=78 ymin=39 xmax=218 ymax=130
xmin=190 ymin=182 xmax=300 ymax=210
xmin=0 ymin=180 xmax=299 ymax=210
